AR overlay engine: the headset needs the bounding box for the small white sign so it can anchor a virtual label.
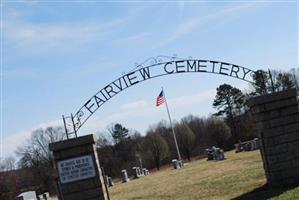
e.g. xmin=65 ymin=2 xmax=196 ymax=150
xmin=57 ymin=155 xmax=96 ymax=184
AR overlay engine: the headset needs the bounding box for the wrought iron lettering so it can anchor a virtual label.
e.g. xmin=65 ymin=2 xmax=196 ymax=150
xmin=186 ymin=60 xmax=196 ymax=72
xmin=64 ymin=57 xmax=262 ymax=137
xmin=198 ymin=60 xmax=207 ymax=72
xmin=242 ymin=67 xmax=252 ymax=80
xmin=230 ymin=65 xmax=240 ymax=78
xmin=164 ymin=62 xmax=174 ymax=74
xmin=219 ymin=62 xmax=230 ymax=75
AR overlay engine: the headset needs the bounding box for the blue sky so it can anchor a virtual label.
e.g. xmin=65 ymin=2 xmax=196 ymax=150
xmin=1 ymin=1 xmax=298 ymax=157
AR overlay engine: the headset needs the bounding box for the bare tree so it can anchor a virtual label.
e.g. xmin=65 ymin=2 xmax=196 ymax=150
xmin=16 ymin=126 xmax=64 ymax=194
xmin=175 ymin=122 xmax=195 ymax=161
xmin=251 ymin=69 xmax=298 ymax=95
xmin=0 ymin=157 xmax=18 ymax=200
xmin=144 ymin=130 xmax=169 ymax=170
xmin=289 ymin=68 xmax=299 ymax=91
xmin=0 ymin=157 xmax=16 ymax=172
xmin=181 ymin=115 xmax=209 ymax=154
xmin=96 ymin=132 xmax=112 ymax=148
xmin=17 ymin=127 xmax=64 ymax=167
xmin=206 ymin=117 xmax=231 ymax=148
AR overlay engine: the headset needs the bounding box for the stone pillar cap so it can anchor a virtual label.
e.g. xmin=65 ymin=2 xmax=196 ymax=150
xmin=248 ymin=88 xmax=297 ymax=107
xmin=49 ymin=134 xmax=96 ymax=151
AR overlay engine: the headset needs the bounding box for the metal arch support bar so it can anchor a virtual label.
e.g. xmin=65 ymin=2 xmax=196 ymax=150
xmin=63 ymin=58 xmax=266 ymax=138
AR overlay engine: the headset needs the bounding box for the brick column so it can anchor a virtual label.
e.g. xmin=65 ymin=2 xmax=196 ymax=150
xmin=249 ymin=89 xmax=299 ymax=187
xmin=49 ymin=134 xmax=108 ymax=200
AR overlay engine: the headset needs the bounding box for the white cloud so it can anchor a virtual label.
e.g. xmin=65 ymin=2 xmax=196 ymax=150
xmin=169 ymin=90 xmax=215 ymax=107
xmin=160 ymin=3 xmax=256 ymax=46
xmin=120 ymin=100 xmax=149 ymax=110
xmin=3 ymin=12 xmax=126 ymax=53
xmin=1 ymin=119 xmax=62 ymax=158
xmin=2 ymin=130 xmax=29 ymax=158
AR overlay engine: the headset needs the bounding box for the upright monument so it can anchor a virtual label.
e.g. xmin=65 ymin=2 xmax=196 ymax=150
xmin=49 ymin=134 xmax=108 ymax=200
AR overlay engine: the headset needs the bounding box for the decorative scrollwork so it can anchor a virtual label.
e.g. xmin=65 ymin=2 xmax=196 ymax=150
xmin=78 ymin=111 xmax=84 ymax=118
xmin=172 ymin=54 xmax=178 ymax=61
xmin=150 ymin=58 xmax=157 ymax=65
xmin=63 ymin=116 xmax=75 ymax=133
xmin=74 ymin=111 xmax=84 ymax=128
xmin=74 ymin=121 xmax=81 ymax=129
xmin=156 ymin=55 xmax=178 ymax=63
xmin=72 ymin=112 xmax=82 ymax=129
xmin=129 ymin=57 xmax=156 ymax=73
xmin=132 ymin=55 xmax=184 ymax=73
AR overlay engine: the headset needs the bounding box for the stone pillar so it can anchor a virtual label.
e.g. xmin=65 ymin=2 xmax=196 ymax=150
xmin=49 ymin=134 xmax=108 ymax=200
xmin=249 ymin=89 xmax=299 ymax=187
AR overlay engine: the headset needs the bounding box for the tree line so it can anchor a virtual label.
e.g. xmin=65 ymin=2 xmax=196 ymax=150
xmin=0 ymin=68 xmax=298 ymax=199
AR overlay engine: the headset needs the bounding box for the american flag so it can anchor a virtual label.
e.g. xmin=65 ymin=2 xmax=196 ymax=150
xmin=156 ymin=90 xmax=165 ymax=106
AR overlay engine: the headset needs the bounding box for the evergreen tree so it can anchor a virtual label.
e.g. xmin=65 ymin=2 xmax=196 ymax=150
xmin=252 ymin=70 xmax=271 ymax=95
xmin=213 ymin=84 xmax=245 ymax=143
xmin=109 ymin=123 xmax=129 ymax=144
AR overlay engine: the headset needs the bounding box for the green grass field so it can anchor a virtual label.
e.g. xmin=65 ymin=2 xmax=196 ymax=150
xmin=109 ymin=151 xmax=299 ymax=200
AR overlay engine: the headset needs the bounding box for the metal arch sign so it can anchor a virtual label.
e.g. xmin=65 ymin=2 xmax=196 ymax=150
xmin=63 ymin=56 xmax=258 ymax=138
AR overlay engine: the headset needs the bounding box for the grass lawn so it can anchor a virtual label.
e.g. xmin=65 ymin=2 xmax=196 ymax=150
xmin=108 ymin=151 xmax=299 ymax=200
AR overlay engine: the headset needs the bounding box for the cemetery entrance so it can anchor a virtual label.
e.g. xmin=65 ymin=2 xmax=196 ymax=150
xmin=49 ymin=56 xmax=299 ymax=200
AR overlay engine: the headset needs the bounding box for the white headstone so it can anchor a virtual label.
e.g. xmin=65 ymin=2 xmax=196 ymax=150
xmin=121 ymin=169 xmax=130 ymax=182
xmin=172 ymin=159 xmax=180 ymax=169
xmin=17 ymin=191 xmax=37 ymax=200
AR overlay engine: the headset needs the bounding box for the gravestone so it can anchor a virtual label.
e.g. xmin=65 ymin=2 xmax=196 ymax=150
xmin=250 ymin=89 xmax=299 ymax=187
xmin=132 ymin=167 xmax=141 ymax=179
xmin=104 ymin=175 xmax=108 ymax=184
xmin=49 ymin=134 xmax=108 ymax=200
xmin=43 ymin=192 xmax=50 ymax=200
xmin=172 ymin=159 xmax=180 ymax=169
xmin=121 ymin=169 xmax=130 ymax=182
xmin=178 ymin=160 xmax=184 ymax=168
xmin=107 ymin=177 xmax=114 ymax=187
xmin=235 ymin=138 xmax=260 ymax=153
xmin=142 ymin=168 xmax=149 ymax=176
xmin=17 ymin=191 xmax=37 ymax=200
xmin=206 ymin=147 xmax=225 ymax=161
xmin=138 ymin=167 xmax=144 ymax=176
xmin=38 ymin=193 xmax=49 ymax=200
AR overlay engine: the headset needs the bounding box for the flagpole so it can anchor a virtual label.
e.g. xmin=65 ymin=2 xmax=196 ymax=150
xmin=162 ymin=87 xmax=182 ymax=162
